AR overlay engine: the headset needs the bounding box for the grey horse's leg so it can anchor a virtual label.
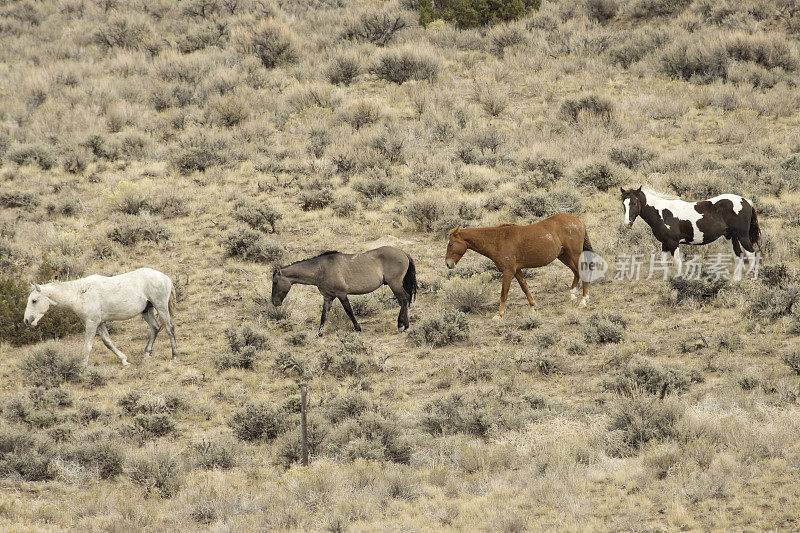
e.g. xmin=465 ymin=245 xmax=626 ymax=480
xmin=319 ymin=296 xmax=334 ymax=336
xmin=338 ymin=296 xmax=361 ymax=332
xmin=142 ymin=307 xmax=162 ymax=357
xmin=98 ymin=323 xmax=130 ymax=366
xmin=153 ymin=303 xmax=179 ymax=359
xmin=83 ymin=320 xmax=99 ymax=365
xmin=388 ymin=282 xmax=410 ymax=332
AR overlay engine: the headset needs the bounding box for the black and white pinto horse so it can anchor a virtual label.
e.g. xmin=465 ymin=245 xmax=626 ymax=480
xmin=620 ymin=186 xmax=761 ymax=278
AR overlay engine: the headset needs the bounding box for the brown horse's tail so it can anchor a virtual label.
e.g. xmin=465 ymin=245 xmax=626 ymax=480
xmin=582 ymin=230 xmax=593 ymax=253
xmin=403 ymin=254 xmax=417 ymax=304
xmin=749 ymin=207 xmax=763 ymax=254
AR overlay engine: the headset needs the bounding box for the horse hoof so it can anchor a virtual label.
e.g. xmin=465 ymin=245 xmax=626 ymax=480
xmin=570 ymin=293 xmax=578 ymax=300
xmin=492 ymin=315 xmax=502 ymax=321
xmin=579 ymin=299 xmax=588 ymax=308
xmin=122 ymin=360 xmax=130 ymax=366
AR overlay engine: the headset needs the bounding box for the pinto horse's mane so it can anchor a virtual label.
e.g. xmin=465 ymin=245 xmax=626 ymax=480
xmin=641 ymin=186 xmax=681 ymax=202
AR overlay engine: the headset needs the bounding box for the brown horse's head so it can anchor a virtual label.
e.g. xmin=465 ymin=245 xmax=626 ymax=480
xmin=446 ymin=226 xmax=468 ymax=269
xmin=620 ymin=186 xmax=644 ymax=228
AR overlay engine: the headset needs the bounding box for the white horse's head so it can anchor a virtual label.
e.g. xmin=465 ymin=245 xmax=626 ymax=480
xmin=24 ymin=284 xmax=51 ymax=327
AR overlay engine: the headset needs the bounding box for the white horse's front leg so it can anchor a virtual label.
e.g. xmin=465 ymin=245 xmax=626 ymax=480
xmin=83 ymin=321 xmax=99 ymax=365
xmin=98 ymin=323 xmax=129 ymax=366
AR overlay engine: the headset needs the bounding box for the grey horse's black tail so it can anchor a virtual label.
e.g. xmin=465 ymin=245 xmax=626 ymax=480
xmin=403 ymin=254 xmax=417 ymax=304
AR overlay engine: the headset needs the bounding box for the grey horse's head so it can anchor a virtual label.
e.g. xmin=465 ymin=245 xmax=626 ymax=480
xmin=24 ymin=284 xmax=51 ymax=327
xmin=271 ymin=267 xmax=292 ymax=307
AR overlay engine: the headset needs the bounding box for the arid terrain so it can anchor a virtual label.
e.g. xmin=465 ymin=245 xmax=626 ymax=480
xmin=2 ymin=0 xmax=800 ymax=530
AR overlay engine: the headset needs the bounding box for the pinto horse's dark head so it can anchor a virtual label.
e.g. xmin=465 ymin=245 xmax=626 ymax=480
xmin=446 ymin=226 xmax=468 ymax=269
xmin=620 ymin=186 xmax=645 ymax=228
xmin=271 ymin=267 xmax=292 ymax=307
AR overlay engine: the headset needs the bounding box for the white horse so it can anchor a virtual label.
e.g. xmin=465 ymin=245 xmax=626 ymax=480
xmin=24 ymin=268 xmax=179 ymax=366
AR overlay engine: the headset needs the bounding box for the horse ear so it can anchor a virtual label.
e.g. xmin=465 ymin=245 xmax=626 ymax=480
xmin=273 ymin=266 xmax=281 ymax=277
xmin=620 ymin=187 xmax=626 ymax=195
xmin=33 ymin=283 xmax=41 ymax=292
xmin=636 ymin=185 xmax=642 ymax=192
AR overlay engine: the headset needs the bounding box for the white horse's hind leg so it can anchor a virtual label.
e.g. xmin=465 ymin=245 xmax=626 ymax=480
xmin=83 ymin=320 xmax=99 ymax=365
xmin=142 ymin=307 xmax=162 ymax=357
xmin=154 ymin=303 xmax=179 ymax=359
xmin=98 ymin=323 xmax=129 ymax=366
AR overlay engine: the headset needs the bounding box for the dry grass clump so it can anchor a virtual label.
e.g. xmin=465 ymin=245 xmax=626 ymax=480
xmin=439 ymin=273 xmax=494 ymax=313
xmin=21 ymin=343 xmax=84 ymax=388
xmin=229 ymin=402 xmax=284 ymax=442
xmin=191 ymin=439 xmax=237 ymax=470
xmin=108 ymin=216 xmax=170 ymax=246
xmin=221 ymin=227 xmax=285 ymax=263
xmin=233 ymin=19 xmax=299 ymax=69
xmin=370 ymin=47 xmax=441 ymax=84
xmin=7 ymin=143 xmax=57 ymax=169
xmin=745 ymin=284 xmax=800 ymax=322
xmin=607 ymin=396 xmax=684 ymax=456
xmin=583 ymin=312 xmax=627 ymax=343
xmin=343 ymin=6 xmax=409 ymax=46
xmin=573 ymin=159 xmax=624 ymax=191
xmin=627 ymin=0 xmax=692 ymax=20
xmin=326 ymin=53 xmax=362 ymax=86
xmin=411 ymin=308 xmax=470 ymax=346
xmin=128 ymin=447 xmax=182 ymax=498
xmin=586 ymin=0 xmax=619 ymax=23
xmin=233 ymin=199 xmax=282 ymax=233
xmin=664 ymin=276 xmax=729 ymax=306
xmin=559 ymin=94 xmax=615 ymax=125
xmin=0 ymin=429 xmax=58 ymax=481
xmin=602 ymin=356 xmax=701 ymax=396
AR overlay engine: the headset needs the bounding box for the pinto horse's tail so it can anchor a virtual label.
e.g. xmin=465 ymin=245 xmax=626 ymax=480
xmin=582 ymin=230 xmax=593 ymax=253
xmin=749 ymin=208 xmax=763 ymax=254
xmin=403 ymin=254 xmax=417 ymax=304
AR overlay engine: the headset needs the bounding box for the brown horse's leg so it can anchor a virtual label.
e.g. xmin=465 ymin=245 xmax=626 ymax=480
xmin=514 ymin=270 xmax=536 ymax=311
xmin=493 ymin=271 xmax=513 ymax=320
xmin=558 ymin=256 xmax=581 ymax=301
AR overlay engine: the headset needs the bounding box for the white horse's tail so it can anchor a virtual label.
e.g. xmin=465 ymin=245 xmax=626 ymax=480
xmin=169 ymin=284 xmax=176 ymax=317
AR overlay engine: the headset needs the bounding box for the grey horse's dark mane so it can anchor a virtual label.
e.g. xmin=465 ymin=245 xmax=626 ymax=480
xmin=280 ymin=250 xmax=340 ymax=270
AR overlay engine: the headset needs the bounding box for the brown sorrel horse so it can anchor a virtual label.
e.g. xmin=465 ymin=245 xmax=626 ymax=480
xmin=445 ymin=214 xmax=593 ymax=318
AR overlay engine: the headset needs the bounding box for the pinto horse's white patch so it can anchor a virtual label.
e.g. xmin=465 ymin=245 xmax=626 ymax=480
xmin=709 ymin=194 xmax=745 ymax=214
xmin=623 ymin=198 xmax=631 ymax=226
xmin=644 ymin=191 xmax=705 ymax=244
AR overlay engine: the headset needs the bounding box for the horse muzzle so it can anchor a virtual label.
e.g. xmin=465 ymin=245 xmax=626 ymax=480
xmin=625 ymin=221 xmax=633 ymax=229
xmin=446 ymin=259 xmax=455 ymax=269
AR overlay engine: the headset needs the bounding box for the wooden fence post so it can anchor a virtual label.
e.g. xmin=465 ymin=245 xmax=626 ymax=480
xmin=300 ymin=383 xmax=308 ymax=466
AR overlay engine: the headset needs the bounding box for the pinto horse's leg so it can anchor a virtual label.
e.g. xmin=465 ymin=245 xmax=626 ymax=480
xmin=731 ymin=238 xmax=746 ymax=281
xmin=514 ymin=270 xmax=536 ymax=311
xmin=339 ymin=296 xmax=361 ymax=332
xmin=493 ymin=271 xmax=513 ymax=320
xmin=319 ymin=296 xmax=334 ymax=336
xmin=142 ymin=307 xmax=162 ymax=358
xmin=98 ymin=323 xmax=129 ymax=366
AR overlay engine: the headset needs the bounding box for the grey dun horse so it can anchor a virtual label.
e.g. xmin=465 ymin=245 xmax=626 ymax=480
xmin=271 ymin=246 xmax=417 ymax=334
